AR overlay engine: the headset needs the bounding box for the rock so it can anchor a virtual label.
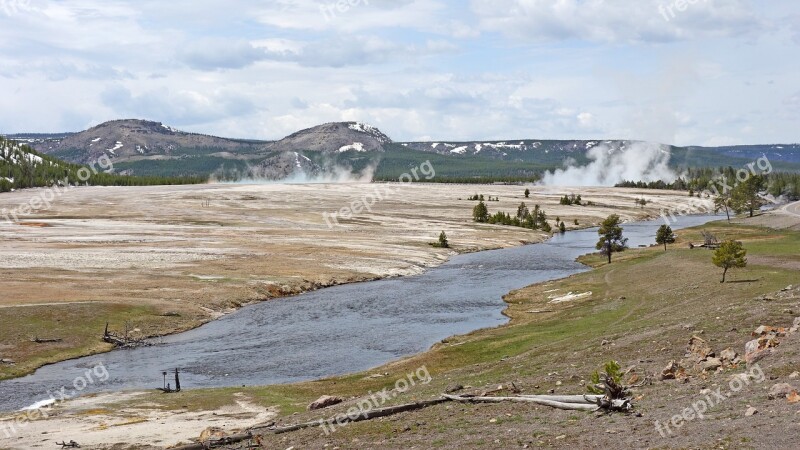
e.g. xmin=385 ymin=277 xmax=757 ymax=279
xmin=0 ymin=359 xmax=15 ymax=365
xmin=745 ymin=407 xmax=758 ymax=417
xmin=601 ymin=339 xmax=610 ymax=346
xmin=782 ymin=285 xmax=793 ymax=292
xmin=199 ymin=427 xmax=227 ymax=441
xmin=661 ymin=361 xmax=679 ymax=380
xmin=720 ymin=348 xmax=738 ymax=363
xmin=753 ymin=325 xmax=773 ymax=336
xmin=687 ymin=336 xmax=714 ymax=360
xmin=744 ymin=337 xmax=779 ymax=365
xmin=308 ymin=395 xmax=344 ymax=411
xmin=445 ymin=384 xmax=464 ymax=393
xmin=789 ymin=372 xmax=799 ymax=380
xmin=788 ymin=392 xmax=800 ymax=404
xmin=768 ymin=383 xmax=796 ymax=400
xmin=702 ymin=358 xmax=723 ymax=371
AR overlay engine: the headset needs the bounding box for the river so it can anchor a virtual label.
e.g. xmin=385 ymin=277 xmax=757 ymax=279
xmin=0 ymin=214 xmax=720 ymax=411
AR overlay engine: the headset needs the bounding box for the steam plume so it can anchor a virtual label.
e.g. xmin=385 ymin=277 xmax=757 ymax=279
xmin=540 ymin=142 xmax=677 ymax=187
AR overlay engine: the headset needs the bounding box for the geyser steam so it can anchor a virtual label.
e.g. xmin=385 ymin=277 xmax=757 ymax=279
xmin=540 ymin=142 xmax=677 ymax=187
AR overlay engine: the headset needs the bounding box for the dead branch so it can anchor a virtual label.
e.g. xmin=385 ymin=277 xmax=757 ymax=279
xmin=171 ymin=399 xmax=448 ymax=450
xmin=102 ymin=323 xmax=152 ymax=349
xmin=442 ymin=394 xmax=599 ymax=411
xmin=31 ymin=337 xmax=63 ymax=343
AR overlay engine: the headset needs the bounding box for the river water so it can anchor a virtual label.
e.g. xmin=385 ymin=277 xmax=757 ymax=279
xmin=0 ymin=214 xmax=720 ymax=411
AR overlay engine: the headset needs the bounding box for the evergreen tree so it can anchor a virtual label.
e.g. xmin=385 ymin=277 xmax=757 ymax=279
xmin=472 ymin=201 xmax=489 ymax=223
xmin=712 ymin=240 xmax=747 ymax=283
xmin=655 ymin=225 xmax=676 ymax=251
xmin=596 ymin=214 xmax=628 ymax=264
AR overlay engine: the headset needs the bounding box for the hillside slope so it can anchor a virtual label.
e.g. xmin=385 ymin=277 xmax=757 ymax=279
xmin=9 ymin=120 xmax=800 ymax=180
xmin=24 ymin=119 xmax=268 ymax=164
xmin=0 ymin=136 xmax=201 ymax=193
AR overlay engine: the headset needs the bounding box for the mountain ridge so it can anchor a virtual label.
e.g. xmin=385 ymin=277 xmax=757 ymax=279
xmin=5 ymin=119 xmax=800 ymax=180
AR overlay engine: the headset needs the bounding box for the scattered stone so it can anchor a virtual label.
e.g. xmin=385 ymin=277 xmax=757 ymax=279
xmin=783 ymin=285 xmax=794 ymax=292
xmin=753 ymin=325 xmax=786 ymax=337
xmin=445 ymin=384 xmax=464 ymax=393
xmin=199 ymin=427 xmax=227 ymax=441
xmin=489 ymin=418 xmax=497 ymax=423
xmin=601 ymin=339 xmax=611 ymax=346
xmin=687 ymin=336 xmax=714 ymax=360
xmin=768 ymin=383 xmax=796 ymax=400
xmin=789 ymin=372 xmax=799 ymax=380
xmin=308 ymin=395 xmax=344 ymax=411
xmin=0 ymin=359 xmax=15 ymax=365
xmin=702 ymin=358 xmax=723 ymax=372
xmin=789 ymin=392 xmax=800 ymax=404
xmin=792 ymin=317 xmax=800 ymax=334
xmin=720 ymin=348 xmax=738 ymax=363
xmin=745 ymin=407 xmax=758 ymax=417
xmin=744 ymin=337 xmax=779 ymax=365
xmin=555 ymin=381 xmax=562 ymax=386
xmin=661 ymin=361 xmax=679 ymax=380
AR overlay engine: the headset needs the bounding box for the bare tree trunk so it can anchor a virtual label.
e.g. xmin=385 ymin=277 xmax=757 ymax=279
xmin=721 ymin=267 xmax=728 ymax=283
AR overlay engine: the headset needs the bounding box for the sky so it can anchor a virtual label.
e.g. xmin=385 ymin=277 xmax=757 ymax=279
xmin=0 ymin=0 xmax=798 ymax=146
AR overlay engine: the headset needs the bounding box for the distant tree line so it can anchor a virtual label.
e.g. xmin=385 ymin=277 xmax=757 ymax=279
xmin=616 ymin=166 xmax=800 ymax=201
xmin=0 ymin=137 xmax=206 ymax=193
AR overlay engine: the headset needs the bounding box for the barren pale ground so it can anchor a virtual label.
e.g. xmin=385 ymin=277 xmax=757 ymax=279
xmin=0 ymin=183 xmax=708 ymax=448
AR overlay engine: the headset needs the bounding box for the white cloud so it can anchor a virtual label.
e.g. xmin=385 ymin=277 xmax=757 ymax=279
xmin=0 ymin=0 xmax=796 ymax=148
xmin=470 ymin=0 xmax=766 ymax=43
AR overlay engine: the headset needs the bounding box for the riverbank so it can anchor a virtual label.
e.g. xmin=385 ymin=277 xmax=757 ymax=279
xmin=6 ymin=209 xmax=797 ymax=449
xmin=0 ymin=184 xmax=701 ymax=381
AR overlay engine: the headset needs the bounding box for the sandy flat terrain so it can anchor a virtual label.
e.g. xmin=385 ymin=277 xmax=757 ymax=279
xmin=0 ymin=183 xmax=716 ymax=449
xmin=0 ymin=183 xmax=705 ymax=377
xmin=0 ymin=391 xmax=277 ymax=449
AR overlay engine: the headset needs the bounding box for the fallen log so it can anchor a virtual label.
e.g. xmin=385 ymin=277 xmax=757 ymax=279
xmin=442 ymin=394 xmax=600 ymax=411
xmin=171 ymin=398 xmax=449 ymax=450
xmin=518 ymin=394 xmax=604 ymax=404
xmin=31 ymin=337 xmax=63 ymax=343
xmin=102 ymin=323 xmax=152 ymax=349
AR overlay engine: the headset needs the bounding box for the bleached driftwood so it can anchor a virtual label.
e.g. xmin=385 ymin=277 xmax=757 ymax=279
xmin=442 ymin=394 xmax=600 ymax=411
